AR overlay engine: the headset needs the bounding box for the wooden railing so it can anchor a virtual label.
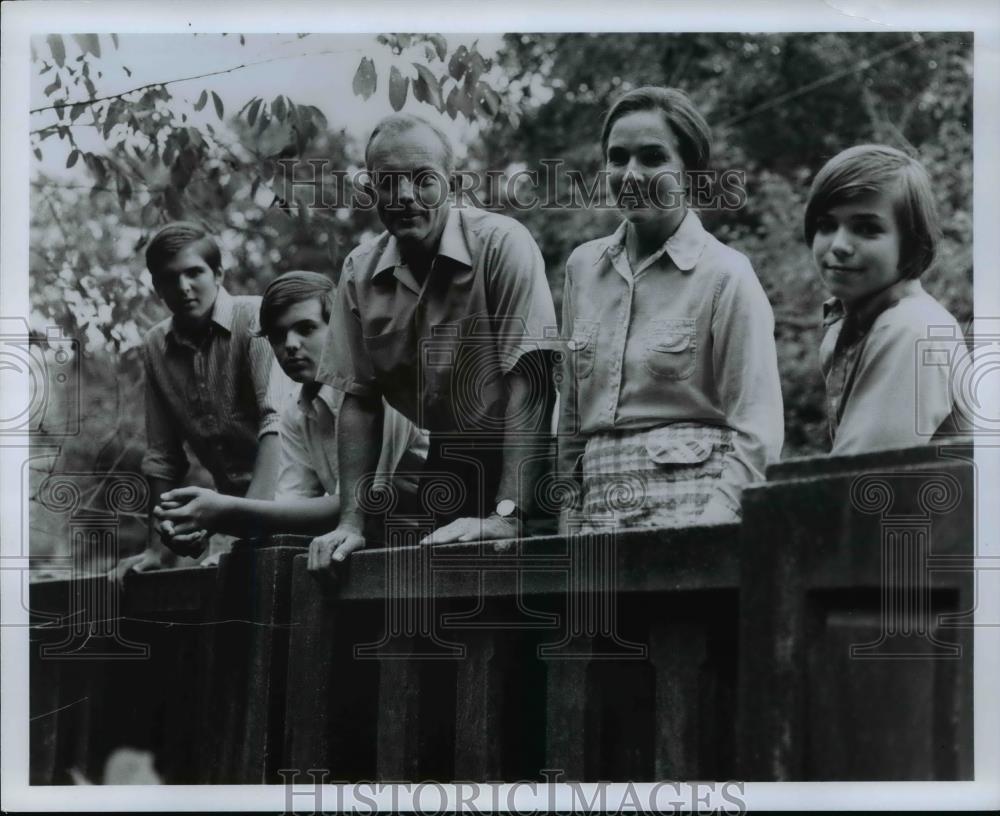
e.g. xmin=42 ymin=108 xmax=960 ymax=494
xmin=29 ymin=445 xmax=975 ymax=784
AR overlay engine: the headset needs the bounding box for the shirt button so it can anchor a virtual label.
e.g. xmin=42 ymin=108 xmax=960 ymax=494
xmin=567 ymin=340 xmax=578 ymax=351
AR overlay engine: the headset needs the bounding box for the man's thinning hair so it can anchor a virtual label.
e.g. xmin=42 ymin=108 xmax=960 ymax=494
xmin=259 ymin=271 xmax=335 ymax=338
xmin=364 ymin=113 xmax=455 ymax=175
xmin=145 ymin=221 xmax=222 ymax=281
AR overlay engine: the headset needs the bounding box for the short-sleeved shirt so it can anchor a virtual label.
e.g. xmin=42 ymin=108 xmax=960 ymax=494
xmin=275 ymin=383 xmax=429 ymax=501
xmin=820 ymin=278 xmax=964 ymax=455
xmin=317 ymin=205 xmax=558 ymax=433
xmin=557 ymin=211 xmax=784 ymax=502
xmin=141 ymin=287 xmax=286 ymax=496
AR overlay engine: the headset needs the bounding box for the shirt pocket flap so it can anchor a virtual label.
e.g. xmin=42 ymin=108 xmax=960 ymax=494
xmin=650 ymin=334 xmax=691 ymax=353
xmin=568 ymin=320 xmax=598 ymax=351
xmin=646 ymin=437 xmax=714 ymax=466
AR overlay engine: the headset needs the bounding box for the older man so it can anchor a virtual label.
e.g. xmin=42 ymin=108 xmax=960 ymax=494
xmin=310 ymin=113 xmax=557 ymax=570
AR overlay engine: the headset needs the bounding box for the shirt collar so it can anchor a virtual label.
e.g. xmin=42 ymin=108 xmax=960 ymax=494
xmin=166 ymin=286 xmax=233 ymax=347
xmin=822 ymin=278 xmax=923 ymax=331
xmin=297 ymin=382 xmax=341 ymax=420
xmin=601 ymin=210 xmax=708 ymax=273
xmin=372 ymin=204 xmax=472 ymax=283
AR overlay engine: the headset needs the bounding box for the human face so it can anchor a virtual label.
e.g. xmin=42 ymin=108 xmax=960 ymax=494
xmin=154 ymin=246 xmax=221 ymax=326
xmin=266 ymin=298 xmax=329 ymax=384
xmin=366 ymin=125 xmax=451 ymax=257
xmin=606 ymin=109 xmax=687 ymax=232
xmin=811 ymin=190 xmax=903 ymax=307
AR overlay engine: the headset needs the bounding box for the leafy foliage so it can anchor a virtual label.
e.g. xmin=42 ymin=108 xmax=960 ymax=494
xmin=28 ymin=32 xmax=973 ymax=565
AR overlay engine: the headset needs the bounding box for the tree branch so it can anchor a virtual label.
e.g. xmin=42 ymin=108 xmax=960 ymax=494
xmin=30 ymin=46 xmax=364 ymax=115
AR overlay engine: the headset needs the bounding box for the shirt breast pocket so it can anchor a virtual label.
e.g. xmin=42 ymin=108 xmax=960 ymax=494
xmin=567 ymin=319 xmax=599 ymax=379
xmin=643 ymin=319 xmax=696 ymax=380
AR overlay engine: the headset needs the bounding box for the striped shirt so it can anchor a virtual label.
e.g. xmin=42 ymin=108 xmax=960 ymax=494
xmin=140 ymin=287 xmax=285 ymax=495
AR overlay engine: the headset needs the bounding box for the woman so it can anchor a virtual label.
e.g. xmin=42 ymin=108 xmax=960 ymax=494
xmin=557 ymin=86 xmax=784 ymax=530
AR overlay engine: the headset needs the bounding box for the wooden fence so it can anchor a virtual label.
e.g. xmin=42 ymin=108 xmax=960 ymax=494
xmin=29 ymin=445 xmax=975 ymax=783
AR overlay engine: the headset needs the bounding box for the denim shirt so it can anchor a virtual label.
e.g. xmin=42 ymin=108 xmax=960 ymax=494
xmin=557 ymin=211 xmax=784 ymax=504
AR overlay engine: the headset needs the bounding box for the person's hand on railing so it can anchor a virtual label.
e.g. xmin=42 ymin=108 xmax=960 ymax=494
xmin=107 ymin=545 xmax=176 ymax=587
xmin=419 ymin=514 xmax=518 ymax=545
xmin=307 ymin=523 xmax=366 ymax=575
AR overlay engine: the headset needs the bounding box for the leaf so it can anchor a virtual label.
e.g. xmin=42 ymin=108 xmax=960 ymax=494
xmin=43 ymin=75 xmax=62 ymax=97
xmin=33 ymin=147 xmax=43 ymax=161
xmin=103 ymin=99 xmax=125 ymax=139
xmin=428 ymin=34 xmax=448 ymax=62
xmin=70 ymin=102 xmax=87 ymax=122
xmin=141 ymin=199 xmax=159 ymax=227
xmin=171 ymin=149 xmax=199 ymax=192
xmin=352 ymin=57 xmax=377 ymax=100
xmin=467 ymin=51 xmax=487 ymax=81
xmin=449 ymin=84 xmax=475 ymax=120
xmin=448 ymin=44 xmax=468 ymax=80
xmin=162 ymin=136 xmax=177 ymax=168
xmin=256 ymin=112 xmax=271 ymax=135
xmin=47 ymin=35 xmax=66 ymax=68
xmin=272 ymin=94 xmax=286 ymax=121
xmin=308 ymin=105 xmax=328 ymax=129
xmin=73 ymin=34 xmax=101 ymax=58
xmin=66 ymin=149 xmax=80 ymax=168
xmin=123 ymin=66 xmax=132 ymax=78
xmin=117 ymin=174 xmax=132 ymax=210
xmin=84 ymin=153 xmax=107 ymax=187
xmin=194 ymin=90 xmax=208 ymax=112
xmin=250 ymin=176 xmax=261 ymax=201
xmin=211 ymin=91 xmax=224 ymax=120
xmin=247 ymin=97 xmax=262 ymax=127
xmin=388 ymin=66 xmax=408 ymax=111
xmin=164 ymin=185 xmax=184 ymax=219
xmin=111 ymin=33 xmax=119 ymax=49
xmin=475 ymin=81 xmax=501 ymax=118
xmin=412 ymin=63 xmax=443 ymax=111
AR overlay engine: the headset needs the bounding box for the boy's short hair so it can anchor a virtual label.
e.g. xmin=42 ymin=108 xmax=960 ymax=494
xmin=259 ymin=271 xmax=335 ymax=338
xmin=803 ymin=144 xmax=940 ymax=280
xmin=145 ymin=222 xmax=222 ymax=282
xmin=600 ymin=86 xmax=712 ymax=173
xmin=364 ymin=112 xmax=455 ymax=175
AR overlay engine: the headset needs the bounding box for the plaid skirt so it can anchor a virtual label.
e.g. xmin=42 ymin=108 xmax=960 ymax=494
xmin=575 ymin=423 xmax=741 ymax=531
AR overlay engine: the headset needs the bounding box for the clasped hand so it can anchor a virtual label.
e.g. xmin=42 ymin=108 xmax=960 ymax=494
xmin=153 ymin=486 xmax=221 ymax=557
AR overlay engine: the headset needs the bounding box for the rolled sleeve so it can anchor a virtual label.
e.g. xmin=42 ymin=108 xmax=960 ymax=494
xmin=486 ymin=223 xmax=559 ymax=373
xmin=317 ymin=256 xmax=380 ymax=399
xmin=275 ymin=402 xmax=325 ymax=500
xmin=248 ymin=334 xmax=285 ymax=439
xmin=140 ymin=342 xmax=188 ymax=484
xmin=711 ymin=263 xmax=785 ymax=504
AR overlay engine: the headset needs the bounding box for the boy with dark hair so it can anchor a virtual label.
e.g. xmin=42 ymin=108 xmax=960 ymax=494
xmin=110 ymin=222 xmax=287 ymax=583
xmin=152 ymin=271 xmax=426 ymax=542
xmin=804 ymin=145 xmax=965 ymax=454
